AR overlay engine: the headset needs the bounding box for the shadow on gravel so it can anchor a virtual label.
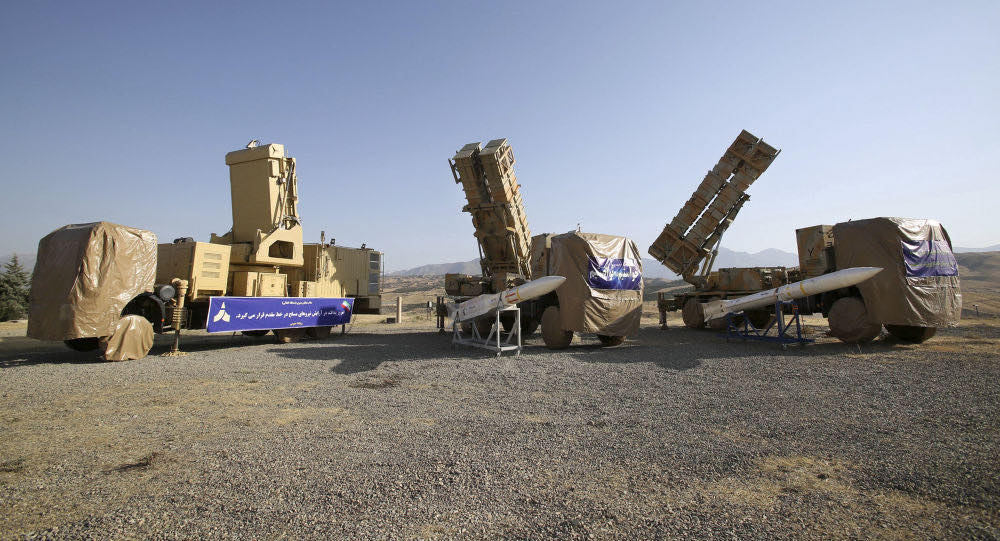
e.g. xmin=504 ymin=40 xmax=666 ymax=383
xmin=270 ymin=331 xmax=461 ymax=374
xmin=564 ymin=326 xmax=923 ymax=368
xmin=0 ymin=332 xmax=311 ymax=368
xmin=0 ymin=348 xmax=107 ymax=368
xmin=268 ymin=325 xmax=913 ymax=375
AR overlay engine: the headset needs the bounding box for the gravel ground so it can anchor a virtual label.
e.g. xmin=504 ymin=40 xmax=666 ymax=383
xmin=1 ymin=320 xmax=998 ymax=539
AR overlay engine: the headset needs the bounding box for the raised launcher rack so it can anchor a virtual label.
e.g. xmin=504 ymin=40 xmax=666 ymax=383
xmin=450 ymin=139 xmax=533 ymax=287
xmin=648 ymin=130 xmax=780 ymax=286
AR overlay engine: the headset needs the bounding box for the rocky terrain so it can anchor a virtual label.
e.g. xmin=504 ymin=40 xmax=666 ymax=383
xmin=1 ymin=315 xmax=998 ymax=538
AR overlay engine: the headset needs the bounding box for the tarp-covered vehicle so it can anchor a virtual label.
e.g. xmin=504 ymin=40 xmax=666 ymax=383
xmin=823 ymin=217 xmax=962 ymax=343
xmin=528 ymin=231 xmax=644 ymax=349
xmin=27 ymin=222 xmax=159 ymax=360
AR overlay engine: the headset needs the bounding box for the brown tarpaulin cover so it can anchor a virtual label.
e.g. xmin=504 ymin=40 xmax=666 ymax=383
xmin=833 ymin=217 xmax=961 ymax=327
xmin=27 ymin=222 xmax=157 ymax=341
xmin=533 ymin=231 xmax=643 ymax=336
xmin=104 ymin=315 xmax=155 ymax=361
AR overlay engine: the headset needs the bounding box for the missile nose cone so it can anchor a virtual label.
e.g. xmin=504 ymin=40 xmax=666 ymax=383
xmin=850 ymin=266 xmax=883 ymax=282
xmin=520 ymin=275 xmax=566 ymax=297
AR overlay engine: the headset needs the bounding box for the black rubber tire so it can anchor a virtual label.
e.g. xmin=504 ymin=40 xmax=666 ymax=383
xmin=746 ymin=310 xmax=772 ymax=329
xmin=708 ymin=316 xmax=731 ymax=331
xmin=241 ymin=330 xmax=270 ymax=337
xmin=500 ymin=312 xmax=516 ymax=333
xmin=474 ymin=318 xmax=495 ymax=339
xmin=828 ymin=297 xmax=882 ymax=344
xmin=885 ymin=325 xmax=937 ymax=343
xmin=306 ymin=326 xmax=333 ymax=340
xmin=597 ymin=334 xmax=625 ymax=347
xmin=541 ymin=306 xmax=573 ymax=349
xmin=522 ymin=316 xmax=540 ymax=338
xmin=64 ymin=337 xmax=100 ymax=352
xmin=273 ymin=328 xmax=307 ymax=343
xmin=682 ymin=298 xmax=706 ymax=329
xmin=500 ymin=312 xmax=540 ymax=338
xmin=103 ymin=315 xmax=154 ymax=361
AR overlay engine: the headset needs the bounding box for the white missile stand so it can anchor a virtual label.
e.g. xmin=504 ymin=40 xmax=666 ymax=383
xmin=452 ymin=306 xmax=522 ymax=356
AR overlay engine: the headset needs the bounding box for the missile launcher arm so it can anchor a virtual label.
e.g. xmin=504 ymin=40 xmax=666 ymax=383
xmin=449 ymin=138 xmax=533 ymax=293
xmin=648 ymin=130 xmax=779 ymax=286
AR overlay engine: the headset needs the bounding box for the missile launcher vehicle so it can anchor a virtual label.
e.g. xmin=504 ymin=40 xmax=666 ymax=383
xmin=650 ymin=131 xmax=961 ymax=343
xmin=441 ymin=139 xmax=643 ymax=348
xmin=787 ymin=218 xmax=961 ymax=343
xmin=648 ymin=130 xmax=787 ymax=330
xmin=27 ymin=142 xmax=382 ymax=360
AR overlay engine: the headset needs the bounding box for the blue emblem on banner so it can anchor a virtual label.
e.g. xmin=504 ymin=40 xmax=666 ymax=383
xmin=206 ymin=297 xmax=354 ymax=333
xmin=901 ymin=240 xmax=958 ymax=277
xmin=586 ymin=257 xmax=642 ymax=290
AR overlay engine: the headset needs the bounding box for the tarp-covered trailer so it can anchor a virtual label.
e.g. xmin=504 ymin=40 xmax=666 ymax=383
xmin=529 ymin=231 xmax=644 ymax=349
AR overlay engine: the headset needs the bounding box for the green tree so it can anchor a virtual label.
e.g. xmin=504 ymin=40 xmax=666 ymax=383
xmin=0 ymin=255 xmax=30 ymax=321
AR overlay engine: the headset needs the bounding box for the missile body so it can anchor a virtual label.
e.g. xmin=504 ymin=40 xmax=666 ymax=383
xmin=450 ymin=276 xmax=566 ymax=323
xmin=701 ymin=267 xmax=882 ymax=321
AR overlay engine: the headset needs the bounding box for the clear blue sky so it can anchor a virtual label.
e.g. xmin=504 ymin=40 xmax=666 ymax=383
xmin=2 ymin=1 xmax=997 ymax=271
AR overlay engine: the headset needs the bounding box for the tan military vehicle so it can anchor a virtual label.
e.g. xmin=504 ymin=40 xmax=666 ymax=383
xmin=789 ymin=218 xmax=961 ymax=343
xmin=442 ymin=139 xmax=642 ymax=348
xmin=650 ymin=131 xmax=960 ymax=343
xmin=27 ymin=142 xmax=382 ymax=359
xmin=648 ymin=130 xmax=787 ymax=330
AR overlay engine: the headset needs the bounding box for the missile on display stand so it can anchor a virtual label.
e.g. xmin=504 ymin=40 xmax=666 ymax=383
xmin=449 ymin=276 xmax=566 ymax=323
xmin=701 ymin=267 xmax=883 ymax=321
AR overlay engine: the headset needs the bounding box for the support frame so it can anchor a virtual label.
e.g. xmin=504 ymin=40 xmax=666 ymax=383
xmin=452 ymin=305 xmax=522 ymax=356
xmin=721 ymin=300 xmax=813 ymax=350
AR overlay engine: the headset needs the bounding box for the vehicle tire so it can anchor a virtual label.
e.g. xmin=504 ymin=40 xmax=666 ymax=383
xmin=827 ymin=297 xmax=882 ymax=344
xmin=541 ymin=306 xmax=573 ymax=349
xmin=121 ymin=294 xmax=164 ymax=332
xmin=103 ymin=315 xmax=154 ymax=361
xmin=64 ymin=337 xmax=101 ymax=352
xmin=597 ymin=334 xmax=625 ymax=347
xmin=522 ymin=316 xmax=540 ymax=338
xmin=501 ymin=312 xmax=539 ymax=337
xmin=746 ymin=309 xmax=772 ymax=329
xmin=500 ymin=312 xmax=516 ymax=333
xmin=241 ymin=330 xmax=270 ymax=337
xmin=474 ymin=317 xmax=495 ymax=339
xmin=306 ymin=326 xmax=333 ymax=340
xmin=682 ymin=298 xmax=706 ymax=329
xmin=885 ymin=324 xmax=937 ymax=343
xmin=273 ymin=328 xmax=307 ymax=343
xmin=707 ymin=316 xmax=731 ymax=331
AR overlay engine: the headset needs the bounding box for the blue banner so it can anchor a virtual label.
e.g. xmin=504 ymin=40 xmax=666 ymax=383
xmin=901 ymin=240 xmax=958 ymax=277
xmin=206 ymin=297 xmax=354 ymax=333
xmin=586 ymin=257 xmax=642 ymax=290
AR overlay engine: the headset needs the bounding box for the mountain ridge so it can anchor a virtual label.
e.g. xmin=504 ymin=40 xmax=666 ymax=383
xmin=389 ymin=246 xmax=801 ymax=278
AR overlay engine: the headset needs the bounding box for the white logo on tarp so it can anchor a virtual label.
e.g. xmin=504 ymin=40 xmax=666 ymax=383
xmin=213 ymin=302 xmax=231 ymax=323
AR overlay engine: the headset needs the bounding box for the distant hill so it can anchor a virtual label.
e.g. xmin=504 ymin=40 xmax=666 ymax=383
xmin=954 ymin=244 xmax=1000 ymax=253
xmin=390 ymin=246 xmax=799 ymax=278
xmin=955 ymin=251 xmax=1000 ymax=286
xmin=390 ymin=260 xmax=481 ymax=276
xmin=955 ymin=251 xmax=1000 ymax=317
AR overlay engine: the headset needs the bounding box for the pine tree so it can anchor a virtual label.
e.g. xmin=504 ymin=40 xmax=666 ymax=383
xmin=0 ymin=255 xmax=30 ymax=321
